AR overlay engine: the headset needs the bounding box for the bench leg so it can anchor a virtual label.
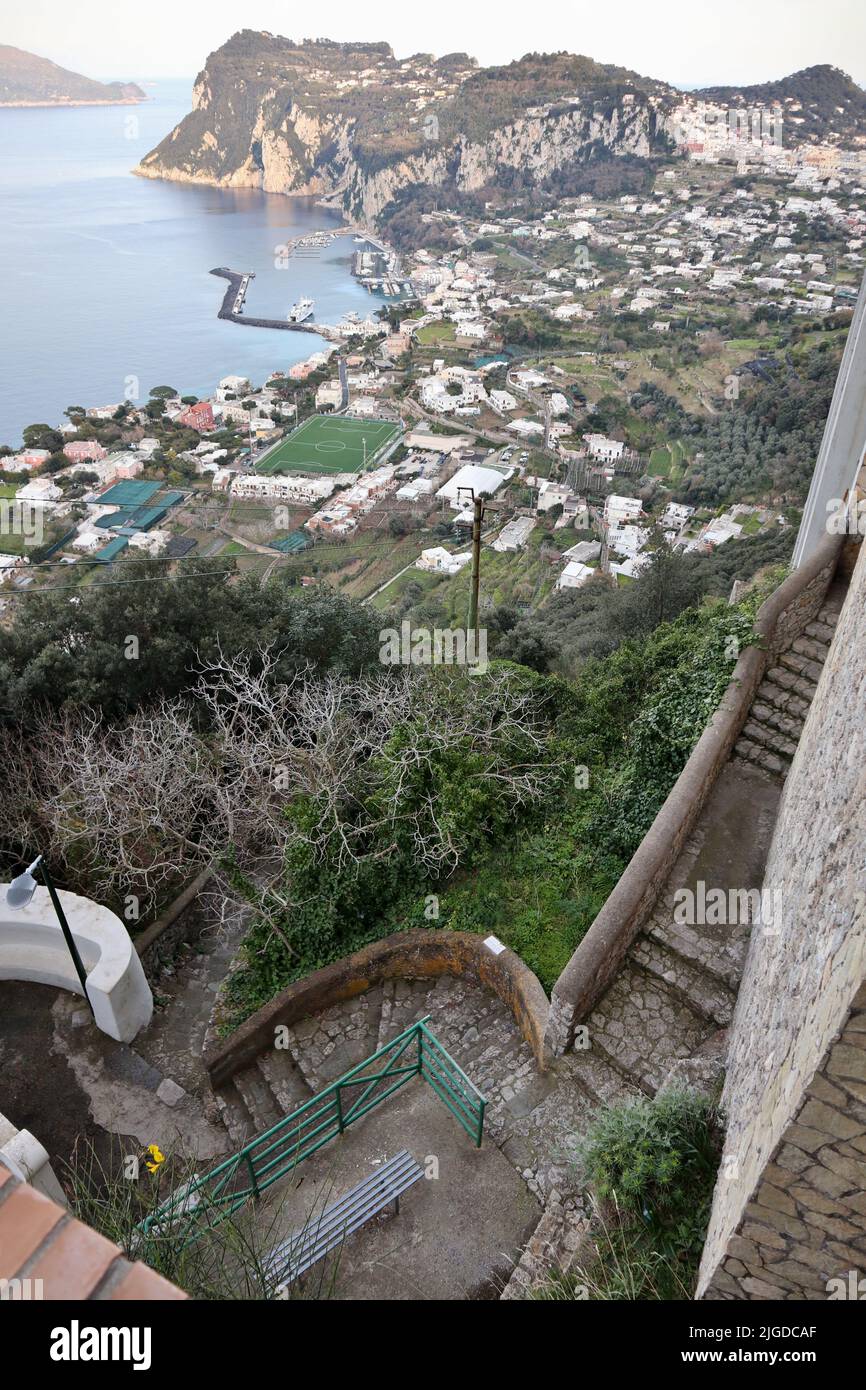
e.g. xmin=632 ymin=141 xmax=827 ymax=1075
xmin=394 ymin=1195 xmax=400 ymax=1216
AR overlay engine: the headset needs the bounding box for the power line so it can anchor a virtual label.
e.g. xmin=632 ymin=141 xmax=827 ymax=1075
xmin=2 ymin=566 xmax=237 ymax=597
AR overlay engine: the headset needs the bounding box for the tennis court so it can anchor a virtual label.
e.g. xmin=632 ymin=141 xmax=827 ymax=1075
xmin=256 ymin=414 xmax=400 ymax=476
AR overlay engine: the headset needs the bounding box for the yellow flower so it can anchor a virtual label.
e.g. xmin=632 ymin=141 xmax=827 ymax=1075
xmin=144 ymin=1143 xmax=166 ymax=1174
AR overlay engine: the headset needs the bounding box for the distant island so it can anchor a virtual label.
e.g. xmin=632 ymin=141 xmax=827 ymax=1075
xmin=0 ymin=44 xmax=146 ymax=106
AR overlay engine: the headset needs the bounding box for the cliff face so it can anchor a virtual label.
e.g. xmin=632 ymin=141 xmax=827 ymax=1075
xmin=137 ymin=34 xmax=864 ymax=229
xmin=134 ymin=32 xmax=667 ymax=226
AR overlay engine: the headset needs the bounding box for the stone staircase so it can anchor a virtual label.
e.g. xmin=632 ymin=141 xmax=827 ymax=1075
xmin=209 ymin=577 xmax=849 ymax=1217
xmin=212 ymin=973 xmax=537 ymax=1152
xmin=733 ymin=585 xmax=845 ymax=778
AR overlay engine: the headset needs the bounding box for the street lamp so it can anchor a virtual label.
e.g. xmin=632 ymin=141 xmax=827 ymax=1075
xmin=6 ymin=855 xmax=94 ymax=1018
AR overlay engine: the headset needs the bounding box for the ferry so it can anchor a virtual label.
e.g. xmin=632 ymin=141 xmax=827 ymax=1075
xmin=288 ymin=297 xmax=314 ymax=323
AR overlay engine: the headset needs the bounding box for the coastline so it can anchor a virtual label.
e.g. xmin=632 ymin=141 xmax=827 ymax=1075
xmin=0 ymin=97 xmax=149 ymax=108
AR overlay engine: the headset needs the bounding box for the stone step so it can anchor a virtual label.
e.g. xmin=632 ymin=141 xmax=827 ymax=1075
xmin=790 ymin=635 xmax=830 ymax=664
xmin=648 ymin=907 xmax=748 ymax=993
xmin=817 ymin=605 xmax=841 ymax=628
xmin=748 ymin=702 xmax=804 ymax=741
xmin=376 ymin=978 xmax=397 ymax=1051
xmin=778 ymin=650 xmax=825 ymax=685
xmin=804 ymin=620 xmax=835 ymax=643
xmin=733 ymin=738 xmax=786 ymax=778
xmin=764 ymin=665 xmax=819 ymax=703
xmin=278 ymin=1022 xmax=323 ymax=1094
xmin=214 ymin=1080 xmax=255 ymax=1147
xmin=755 ymin=680 xmax=810 ymax=721
xmin=630 ymin=935 xmax=737 ymax=1027
xmin=584 ymin=961 xmax=718 ymax=1095
xmin=567 ymin=1043 xmax=646 ymax=1107
xmin=741 ymin=719 xmax=798 ymax=761
xmin=233 ymin=1062 xmax=285 ymax=1134
xmin=255 ymin=1047 xmax=312 ymax=1115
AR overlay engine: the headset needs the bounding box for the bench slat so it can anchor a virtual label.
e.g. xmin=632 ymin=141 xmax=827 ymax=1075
xmin=267 ymin=1159 xmax=421 ymax=1271
xmin=267 ymin=1151 xmax=424 ymax=1288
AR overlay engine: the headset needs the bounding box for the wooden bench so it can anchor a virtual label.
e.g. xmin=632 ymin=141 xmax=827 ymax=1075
xmin=265 ymin=1149 xmax=424 ymax=1292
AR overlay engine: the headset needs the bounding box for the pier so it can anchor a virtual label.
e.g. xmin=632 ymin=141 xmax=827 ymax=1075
xmin=210 ymin=268 xmax=322 ymax=334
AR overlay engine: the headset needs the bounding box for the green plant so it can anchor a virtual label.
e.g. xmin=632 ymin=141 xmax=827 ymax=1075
xmin=63 ymin=1137 xmax=340 ymax=1301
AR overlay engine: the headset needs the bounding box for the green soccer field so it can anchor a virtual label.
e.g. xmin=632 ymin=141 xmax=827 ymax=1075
xmin=256 ymin=415 xmax=401 ymax=475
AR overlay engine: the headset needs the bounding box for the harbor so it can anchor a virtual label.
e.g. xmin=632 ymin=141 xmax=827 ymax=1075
xmin=211 ymin=267 xmax=323 ymax=334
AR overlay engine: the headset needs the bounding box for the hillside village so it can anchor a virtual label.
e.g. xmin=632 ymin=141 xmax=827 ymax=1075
xmin=3 ymin=124 xmax=863 ymax=619
xmin=2 ymin=18 xmax=866 ymax=1327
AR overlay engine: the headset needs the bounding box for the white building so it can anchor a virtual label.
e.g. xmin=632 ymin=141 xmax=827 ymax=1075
xmin=492 ymin=516 xmax=536 ymax=552
xmin=229 ymin=474 xmax=337 ymax=504
xmin=556 ymin=560 xmax=594 ymax=590
xmin=315 ymin=381 xmax=343 ymax=410
xmin=660 ymin=502 xmax=695 ymax=531
xmin=416 ymin=546 xmax=471 ymax=575
xmin=585 ymin=435 xmax=626 ymax=463
xmin=536 ymin=481 xmax=572 ymax=514
xmin=436 ymin=464 xmax=513 ymax=510
xmin=395 ymin=477 xmax=435 ymax=501
xmin=604 ymin=494 xmax=643 ymax=527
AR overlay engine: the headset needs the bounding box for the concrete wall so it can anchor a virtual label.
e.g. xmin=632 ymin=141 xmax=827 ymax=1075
xmin=0 ymin=1110 xmax=67 ymax=1207
xmin=545 ymin=534 xmax=843 ymax=1056
xmin=698 ymin=540 xmax=866 ymax=1299
xmin=0 ymin=887 xmax=152 ymax=1043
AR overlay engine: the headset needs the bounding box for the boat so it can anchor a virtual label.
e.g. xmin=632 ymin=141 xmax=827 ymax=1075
xmin=288 ymin=297 xmax=314 ymax=323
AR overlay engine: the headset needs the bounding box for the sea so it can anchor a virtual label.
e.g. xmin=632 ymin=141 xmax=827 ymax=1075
xmin=0 ymin=80 xmax=389 ymax=447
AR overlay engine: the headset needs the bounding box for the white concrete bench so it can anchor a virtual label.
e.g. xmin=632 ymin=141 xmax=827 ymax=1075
xmin=0 ymin=886 xmax=152 ymax=1042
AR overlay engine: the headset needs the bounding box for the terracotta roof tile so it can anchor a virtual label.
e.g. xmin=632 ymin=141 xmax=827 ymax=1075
xmin=28 ymin=1217 xmax=121 ymax=1299
xmin=0 ymin=1166 xmax=185 ymax=1300
xmin=0 ymin=1182 xmax=65 ymax=1278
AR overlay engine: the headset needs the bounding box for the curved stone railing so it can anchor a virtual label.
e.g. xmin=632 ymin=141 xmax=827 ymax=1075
xmin=545 ymin=532 xmax=845 ymax=1056
xmin=204 ymin=929 xmax=551 ymax=1085
xmin=0 ymin=886 xmax=152 ymax=1043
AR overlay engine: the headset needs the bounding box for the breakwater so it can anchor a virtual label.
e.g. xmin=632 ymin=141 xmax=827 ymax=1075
xmin=210 ymin=267 xmax=323 ymax=333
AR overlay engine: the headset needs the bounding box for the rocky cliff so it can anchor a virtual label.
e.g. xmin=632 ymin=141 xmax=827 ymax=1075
xmin=134 ymin=33 xmax=668 ymax=227
xmin=135 ymin=33 xmax=866 ymax=232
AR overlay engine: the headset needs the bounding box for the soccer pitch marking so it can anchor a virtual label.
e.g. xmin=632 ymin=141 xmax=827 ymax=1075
xmin=257 ymin=416 xmax=400 ymax=475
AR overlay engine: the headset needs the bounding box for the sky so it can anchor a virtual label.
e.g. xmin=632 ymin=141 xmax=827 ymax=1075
xmin=5 ymin=0 xmax=866 ymax=90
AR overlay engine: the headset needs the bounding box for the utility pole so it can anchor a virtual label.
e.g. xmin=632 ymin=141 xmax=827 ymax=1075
xmin=468 ymin=492 xmax=483 ymax=640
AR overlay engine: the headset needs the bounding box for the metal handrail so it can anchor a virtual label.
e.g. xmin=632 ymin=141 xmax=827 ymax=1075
xmin=139 ymin=1016 xmax=487 ymax=1244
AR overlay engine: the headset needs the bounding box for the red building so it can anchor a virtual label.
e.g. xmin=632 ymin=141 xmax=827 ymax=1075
xmin=63 ymin=440 xmax=107 ymax=463
xmin=177 ymin=401 xmax=215 ymax=432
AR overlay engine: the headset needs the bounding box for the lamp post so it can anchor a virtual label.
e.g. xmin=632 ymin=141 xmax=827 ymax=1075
xmin=6 ymin=855 xmax=94 ymax=1018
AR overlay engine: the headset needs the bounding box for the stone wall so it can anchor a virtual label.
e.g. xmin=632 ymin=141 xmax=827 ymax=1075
xmin=698 ymin=539 xmax=866 ymax=1299
xmin=204 ymin=929 xmax=551 ymax=1086
xmin=545 ymin=534 xmax=843 ymax=1056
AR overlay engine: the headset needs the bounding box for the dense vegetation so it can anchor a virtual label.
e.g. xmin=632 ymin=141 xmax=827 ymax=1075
xmin=538 ymin=1088 xmax=723 ymax=1299
xmin=221 ymin=575 xmax=763 ymax=1024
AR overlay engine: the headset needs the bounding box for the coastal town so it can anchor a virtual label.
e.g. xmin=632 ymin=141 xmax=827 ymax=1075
xmin=2 ymin=114 xmax=864 ymax=625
